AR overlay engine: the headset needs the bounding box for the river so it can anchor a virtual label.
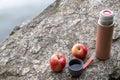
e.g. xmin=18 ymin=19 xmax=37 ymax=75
xmin=0 ymin=0 xmax=55 ymax=41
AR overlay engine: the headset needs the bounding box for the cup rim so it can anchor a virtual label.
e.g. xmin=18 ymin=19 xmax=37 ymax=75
xmin=68 ymin=58 xmax=83 ymax=71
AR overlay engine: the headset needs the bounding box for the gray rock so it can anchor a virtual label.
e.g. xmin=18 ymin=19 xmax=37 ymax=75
xmin=0 ymin=0 xmax=120 ymax=80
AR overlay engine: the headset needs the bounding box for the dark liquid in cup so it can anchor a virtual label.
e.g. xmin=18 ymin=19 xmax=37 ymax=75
xmin=70 ymin=64 xmax=82 ymax=70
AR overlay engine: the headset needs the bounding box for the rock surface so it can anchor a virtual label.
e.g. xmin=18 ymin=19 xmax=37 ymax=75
xmin=0 ymin=0 xmax=120 ymax=80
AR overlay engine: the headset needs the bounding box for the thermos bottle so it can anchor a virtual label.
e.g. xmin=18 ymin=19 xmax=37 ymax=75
xmin=96 ymin=9 xmax=114 ymax=60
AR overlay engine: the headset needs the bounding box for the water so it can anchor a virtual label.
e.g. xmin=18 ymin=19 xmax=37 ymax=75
xmin=70 ymin=64 xmax=82 ymax=70
xmin=0 ymin=0 xmax=55 ymax=42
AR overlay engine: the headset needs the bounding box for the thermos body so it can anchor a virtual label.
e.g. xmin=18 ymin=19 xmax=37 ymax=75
xmin=96 ymin=9 xmax=114 ymax=60
xmin=96 ymin=24 xmax=114 ymax=60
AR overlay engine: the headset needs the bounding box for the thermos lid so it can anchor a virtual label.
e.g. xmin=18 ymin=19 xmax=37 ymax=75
xmin=99 ymin=9 xmax=114 ymax=26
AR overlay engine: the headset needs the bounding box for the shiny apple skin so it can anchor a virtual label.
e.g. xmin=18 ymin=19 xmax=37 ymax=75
xmin=72 ymin=44 xmax=88 ymax=59
xmin=49 ymin=53 xmax=66 ymax=72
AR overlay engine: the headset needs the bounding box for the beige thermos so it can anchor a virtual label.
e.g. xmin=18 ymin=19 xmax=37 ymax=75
xmin=96 ymin=9 xmax=114 ymax=60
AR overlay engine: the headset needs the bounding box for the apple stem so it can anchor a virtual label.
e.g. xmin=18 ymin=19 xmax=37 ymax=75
xmin=78 ymin=47 xmax=81 ymax=50
xmin=57 ymin=56 xmax=61 ymax=60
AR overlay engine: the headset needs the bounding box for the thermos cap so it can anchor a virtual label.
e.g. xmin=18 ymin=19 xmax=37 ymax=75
xmin=99 ymin=9 xmax=114 ymax=26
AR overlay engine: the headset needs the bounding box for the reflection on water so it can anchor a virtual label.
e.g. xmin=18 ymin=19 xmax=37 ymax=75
xmin=0 ymin=0 xmax=55 ymax=41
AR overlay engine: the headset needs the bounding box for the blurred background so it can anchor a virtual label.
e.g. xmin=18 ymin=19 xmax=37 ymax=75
xmin=0 ymin=0 xmax=55 ymax=42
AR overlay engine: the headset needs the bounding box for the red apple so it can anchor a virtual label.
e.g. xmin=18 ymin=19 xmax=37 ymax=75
xmin=72 ymin=44 xmax=88 ymax=59
xmin=49 ymin=53 xmax=66 ymax=72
